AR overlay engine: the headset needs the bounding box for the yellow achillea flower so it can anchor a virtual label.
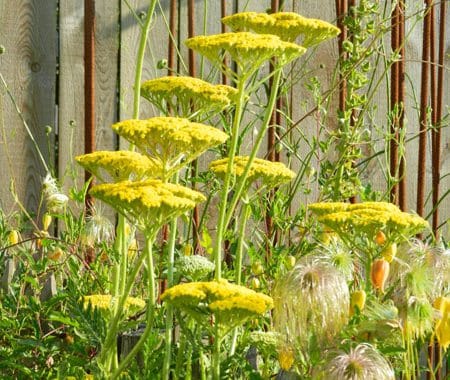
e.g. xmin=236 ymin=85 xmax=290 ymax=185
xmin=433 ymin=296 xmax=450 ymax=350
xmin=76 ymin=150 xmax=162 ymax=182
xmin=222 ymin=12 xmax=340 ymax=46
xmin=82 ymin=294 xmax=145 ymax=314
xmin=309 ymin=201 xmax=399 ymax=216
xmin=185 ymin=32 xmax=306 ymax=78
xmin=141 ymin=76 xmax=238 ymax=118
xmin=112 ymin=117 xmax=228 ymax=180
xmin=209 ymin=156 xmax=295 ymax=190
xmin=310 ymin=202 xmax=429 ymax=240
xmin=161 ymin=279 xmax=273 ymax=332
xmin=90 ymin=180 xmax=205 ymax=233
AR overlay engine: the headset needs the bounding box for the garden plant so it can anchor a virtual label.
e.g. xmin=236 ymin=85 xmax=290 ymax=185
xmin=0 ymin=1 xmax=449 ymax=380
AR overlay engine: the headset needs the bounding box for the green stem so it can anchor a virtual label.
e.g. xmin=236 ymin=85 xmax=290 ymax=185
xmin=212 ymin=324 xmax=221 ymax=380
xmin=174 ymin=331 xmax=187 ymax=379
xmin=111 ymin=236 xmax=157 ymax=379
xmin=132 ymin=0 xmax=157 ymax=120
xmin=99 ymin=236 xmax=150 ymax=370
xmin=224 ymin=68 xmax=283 ymax=229
xmin=213 ymin=78 xmax=247 ymax=281
xmin=162 ymin=212 xmax=179 ymax=380
xmin=229 ymin=200 xmax=251 ymax=356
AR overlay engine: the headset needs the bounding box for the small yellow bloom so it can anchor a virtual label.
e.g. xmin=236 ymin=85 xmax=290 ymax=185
xmin=349 ymin=290 xmax=366 ymax=316
xmin=7 ymin=230 xmax=19 ymax=246
xmin=381 ymin=243 xmax=397 ymax=263
xmin=278 ymin=346 xmax=295 ymax=370
xmin=433 ymin=296 xmax=450 ymax=350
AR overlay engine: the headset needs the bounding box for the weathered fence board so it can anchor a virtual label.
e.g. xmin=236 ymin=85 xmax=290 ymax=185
xmin=0 ymin=0 xmax=57 ymax=216
xmin=59 ymin=1 xmax=119 ymax=196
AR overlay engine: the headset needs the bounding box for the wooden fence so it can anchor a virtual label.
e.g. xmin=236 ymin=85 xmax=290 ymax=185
xmin=0 ymin=0 xmax=449 ymax=233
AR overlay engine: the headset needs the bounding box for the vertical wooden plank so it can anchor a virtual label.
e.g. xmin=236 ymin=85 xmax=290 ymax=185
xmin=58 ymin=2 xmax=85 ymax=192
xmin=59 ymin=1 xmax=119 ymax=195
xmin=0 ymin=0 xmax=57 ymax=214
xmin=120 ymin=0 xmax=169 ymax=124
xmin=94 ymin=1 xmax=120 ymax=151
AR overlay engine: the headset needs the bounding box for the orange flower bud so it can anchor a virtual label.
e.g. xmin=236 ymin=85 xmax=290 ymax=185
xmin=371 ymin=259 xmax=390 ymax=292
xmin=374 ymin=231 xmax=386 ymax=245
xmin=47 ymin=247 xmax=63 ymax=261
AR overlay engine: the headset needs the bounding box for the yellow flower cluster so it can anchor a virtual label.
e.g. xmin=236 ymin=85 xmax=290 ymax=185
xmin=82 ymin=294 xmax=146 ymax=314
xmin=90 ymin=180 xmax=205 ymax=233
xmin=310 ymin=202 xmax=429 ymax=240
xmin=209 ymin=156 xmax=295 ymax=190
xmin=309 ymin=201 xmax=399 ymax=216
xmin=141 ymin=76 xmax=238 ymax=118
xmin=76 ymin=151 xmax=162 ymax=182
xmin=434 ymin=296 xmax=450 ymax=350
xmin=161 ymin=279 xmax=273 ymax=331
xmin=112 ymin=117 xmax=228 ymax=180
xmin=222 ymin=12 xmax=340 ymax=46
xmin=185 ymin=32 xmax=306 ymax=76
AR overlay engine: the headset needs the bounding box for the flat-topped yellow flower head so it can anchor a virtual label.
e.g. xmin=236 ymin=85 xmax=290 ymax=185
xmin=310 ymin=202 xmax=429 ymax=242
xmin=223 ymin=12 xmax=340 ymax=46
xmin=112 ymin=117 xmax=228 ymax=180
xmin=185 ymin=32 xmax=306 ymax=79
xmin=210 ymin=156 xmax=295 ymax=190
xmin=308 ymin=201 xmax=399 ymax=216
xmin=90 ymin=180 xmax=205 ymax=233
xmin=76 ymin=151 xmax=162 ymax=182
xmin=161 ymin=279 xmax=273 ymax=334
xmin=82 ymin=294 xmax=145 ymax=315
xmin=141 ymin=76 xmax=238 ymax=119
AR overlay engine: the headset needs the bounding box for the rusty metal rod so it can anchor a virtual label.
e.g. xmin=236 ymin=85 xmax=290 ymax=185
xmin=265 ymin=0 xmax=280 ymax=258
xmin=390 ymin=1 xmax=400 ymax=205
xmin=416 ymin=0 xmax=431 ymax=221
xmin=84 ymin=0 xmax=96 ymax=210
xmin=398 ymin=0 xmax=407 ymax=211
xmin=336 ymin=0 xmax=348 ymax=112
xmin=432 ymin=0 xmax=446 ymax=238
xmin=221 ymin=0 xmax=228 ymax=85
xmin=187 ymin=0 xmax=201 ymax=255
xmin=168 ymin=0 xmax=177 ymax=76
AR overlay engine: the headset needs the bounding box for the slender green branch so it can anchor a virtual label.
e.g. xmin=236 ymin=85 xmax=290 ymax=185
xmin=224 ymin=68 xmax=283 ymax=229
xmin=213 ymin=78 xmax=247 ymax=280
xmin=132 ymin=0 xmax=157 ymax=120
xmin=111 ymin=236 xmax=157 ymax=379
